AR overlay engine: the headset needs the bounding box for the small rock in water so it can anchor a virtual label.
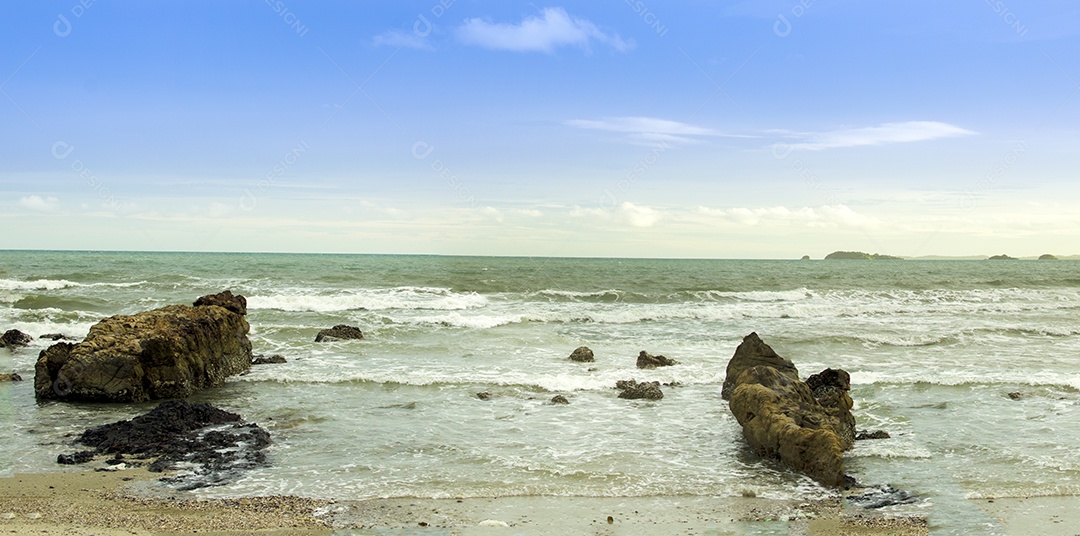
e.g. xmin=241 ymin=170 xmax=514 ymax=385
xmin=252 ymin=354 xmax=287 ymax=365
xmin=846 ymin=484 xmax=919 ymax=509
xmin=616 ymin=379 xmax=663 ymax=400
xmin=57 ymin=451 xmax=95 ymax=465
xmin=0 ymin=373 xmax=22 ymax=382
xmin=550 ymin=395 xmax=569 ymax=405
xmin=1 ymin=329 xmax=32 ymax=348
xmin=569 ymin=346 xmax=594 ymax=362
xmin=315 ymin=324 xmax=364 ymax=342
xmin=636 ymin=350 xmax=677 ymax=369
xmin=855 ymin=430 xmax=891 ymax=440
xmin=1007 ymin=391 xmax=1023 ymax=400
xmin=476 ymin=392 xmax=492 ymax=401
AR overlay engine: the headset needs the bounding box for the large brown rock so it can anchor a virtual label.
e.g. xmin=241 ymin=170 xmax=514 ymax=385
xmin=721 ymin=332 xmax=798 ymax=400
xmin=725 ymin=333 xmax=855 ymax=487
xmin=2 ymin=329 xmax=33 ymax=348
xmin=34 ymin=293 xmax=252 ymax=402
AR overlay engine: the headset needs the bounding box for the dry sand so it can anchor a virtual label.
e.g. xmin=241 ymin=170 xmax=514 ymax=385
xmin=0 ymin=467 xmax=932 ymax=535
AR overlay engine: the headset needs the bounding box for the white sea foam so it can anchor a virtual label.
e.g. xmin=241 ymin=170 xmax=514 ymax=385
xmin=248 ymin=287 xmax=488 ymax=312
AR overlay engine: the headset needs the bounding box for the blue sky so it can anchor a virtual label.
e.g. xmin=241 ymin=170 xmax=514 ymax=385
xmin=2 ymin=1 xmax=1078 ymax=258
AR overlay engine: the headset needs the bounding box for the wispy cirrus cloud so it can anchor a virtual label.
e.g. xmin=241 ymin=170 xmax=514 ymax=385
xmin=456 ymin=7 xmax=633 ymax=53
xmin=566 ymin=116 xmax=736 ymax=145
xmin=773 ymin=121 xmax=975 ymax=151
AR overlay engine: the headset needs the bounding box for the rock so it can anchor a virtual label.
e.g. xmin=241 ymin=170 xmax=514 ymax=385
xmin=476 ymin=392 xmax=492 ymax=401
xmin=800 ymin=255 xmax=811 ymax=260
xmin=1038 ymin=254 xmax=1059 ymax=261
xmin=805 ymin=368 xmax=856 ymax=448
xmin=568 ymin=346 xmax=594 ymax=362
xmin=636 ymin=351 xmax=677 ymax=369
xmin=252 ymin=354 xmax=287 ymax=365
xmin=57 ymin=451 xmax=95 ymax=465
xmin=1007 ymin=391 xmax=1023 ymax=400
xmin=725 ymin=333 xmax=856 ymax=487
xmin=845 ymin=484 xmax=919 ymax=509
xmin=33 ymin=293 xmax=252 ymax=402
xmin=0 ymin=373 xmax=22 ymax=382
xmin=38 ymin=333 xmax=72 ymax=341
xmin=61 ymin=399 xmax=271 ymax=490
xmin=721 ymin=332 xmax=798 ymax=400
xmin=550 ymin=395 xmax=569 ymax=404
xmin=616 ymin=379 xmax=663 ymax=400
xmin=315 ymin=324 xmax=364 ymax=342
xmin=193 ymin=290 xmax=247 ymax=316
xmin=2 ymin=329 xmax=32 ymax=348
xmin=855 ymin=430 xmax=891 ymax=440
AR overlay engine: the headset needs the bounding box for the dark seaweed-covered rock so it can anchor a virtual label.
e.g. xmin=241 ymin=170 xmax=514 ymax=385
xmin=252 ymin=354 xmax=287 ymax=365
xmin=568 ymin=346 xmax=594 ymax=362
xmin=38 ymin=333 xmax=73 ymax=341
xmin=60 ymin=399 xmax=271 ymax=490
xmin=33 ymin=292 xmax=252 ymax=402
xmin=636 ymin=351 xmax=677 ymax=369
xmin=551 ymin=395 xmax=570 ymax=404
xmin=855 ymin=430 xmax=891 ymax=440
xmin=846 ymin=484 xmax=920 ymax=509
xmin=2 ymin=329 xmax=32 ymax=348
xmin=315 ymin=324 xmax=364 ymax=342
xmin=616 ymin=379 xmax=664 ymax=400
xmin=57 ymin=451 xmax=95 ymax=465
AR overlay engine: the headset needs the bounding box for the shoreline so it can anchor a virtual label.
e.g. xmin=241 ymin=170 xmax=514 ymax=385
xmin=0 ymin=468 xmax=933 ymax=535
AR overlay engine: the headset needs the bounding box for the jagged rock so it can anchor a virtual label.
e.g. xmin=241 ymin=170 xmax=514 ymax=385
xmin=568 ymin=346 xmax=594 ymax=362
xmin=636 ymin=351 xmax=677 ymax=369
xmin=721 ymin=332 xmax=798 ymax=400
xmin=33 ymin=292 xmax=252 ymax=402
xmin=252 ymin=354 xmax=287 ymax=365
xmin=59 ymin=400 xmax=270 ymax=490
xmin=315 ymin=324 xmax=364 ymax=342
xmin=193 ymin=290 xmax=247 ymax=316
xmin=855 ymin=430 xmax=891 ymax=440
xmin=2 ymin=329 xmax=32 ymax=348
xmin=726 ymin=333 xmax=855 ymax=487
xmin=616 ymin=379 xmax=663 ymax=400
xmin=57 ymin=451 xmax=95 ymax=465
xmin=806 ymin=368 xmax=856 ymax=449
xmin=550 ymin=395 xmax=569 ymax=404
xmin=38 ymin=333 xmax=72 ymax=341
xmin=1 ymin=373 xmax=22 ymax=382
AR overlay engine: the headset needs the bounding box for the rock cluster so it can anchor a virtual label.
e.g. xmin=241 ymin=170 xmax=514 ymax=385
xmin=616 ymin=379 xmax=664 ymax=400
xmin=34 ymin=291 xmax=252 ymax=403
xmin=724 ymin=332 xmax=856 ymax=487
xmin=59 ymin=399 xmax=271 ymax=490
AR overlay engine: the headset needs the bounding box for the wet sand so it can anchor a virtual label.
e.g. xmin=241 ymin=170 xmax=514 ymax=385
xmin=0 ymin=468 xmax=931 ymax=535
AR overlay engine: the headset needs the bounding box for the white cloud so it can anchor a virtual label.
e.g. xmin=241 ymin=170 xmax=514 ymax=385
xmin=19 ymin=195 xmax=59 ymax=212
xmin=616 ymin=202 xmax=662 ymax=228
xmin=567 ymin=116 xmax=737 ymax=145
xmin=693 ymin=204 xmax=879 ymax=228
xmin=373 ymin=30 xmax=432 ymax=50
xmin=773 ymin=121 xmax=975 ymax=151
xmin=456 ymin=7 xmax=633 ymax=53
xmin=516 ymin=209 xmax=544 ymax=217
xmin=480 ymin=206 xmax=504 ymax=222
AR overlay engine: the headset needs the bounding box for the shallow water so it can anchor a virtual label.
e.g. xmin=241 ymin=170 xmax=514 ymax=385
xmin=2 ymin=251 xmax=1079 ymax=534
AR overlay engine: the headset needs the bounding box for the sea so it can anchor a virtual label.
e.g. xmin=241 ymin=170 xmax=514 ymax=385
xmin=2 ymin=251 xmax=1079 ymax=534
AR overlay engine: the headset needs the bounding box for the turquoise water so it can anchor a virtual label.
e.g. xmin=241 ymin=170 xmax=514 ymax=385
xmin=2 ymin=251 xmax=1079 ymax=533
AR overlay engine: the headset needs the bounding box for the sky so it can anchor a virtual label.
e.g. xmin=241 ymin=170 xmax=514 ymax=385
xmin=2 ymin=1 xmax=1079 ymax=258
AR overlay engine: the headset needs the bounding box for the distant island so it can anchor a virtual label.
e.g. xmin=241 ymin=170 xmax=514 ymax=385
xmin=824 ymin=251 xmax=903 ymax=260
xmin=1038 ymin=254 xmax=1059 ymax=260
xmin=987 ymin=254 xmax=1018 ymax=261
xmin=800 ymin=255 xmax=811 ymax=260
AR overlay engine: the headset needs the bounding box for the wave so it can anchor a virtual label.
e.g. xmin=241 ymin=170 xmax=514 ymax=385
xmin=0 ymin=278 xmax=148 ymax=291
xmin=852 ymin=371 xmax=1080 ymax=392
xmin=248 ymin=287 xmax=488 ymax=312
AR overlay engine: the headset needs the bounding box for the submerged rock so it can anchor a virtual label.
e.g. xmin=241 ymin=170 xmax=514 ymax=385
xmin=315 ymin=324 xmax=364 ymax=342
xmin=38 ymin=333 xmax=73 ymax=341
xmin=616 ymin=379 xmax=664 ymax=400
xmin=0 ymin=373 xmax=22 ymax=382
xmin=725 ymin=333 xmax=855 ymax=487
xmin=2 ymin=329 xmax=32 ymax=348
xmin=636 ymin=351 xmax=677 ymax=369
xmin=568 ymin=346 xmax=594 ymax=362
xmin=846 ymin=484 xmax=920 ymax=509
xmin=855 ymin=430 xmax=891 ymax=440
xmin=33 ymin=291 xmax=252 ymax=403
xmin=252 ymin=354 xmax=288 ymax=365
xmin=721 ymin=332 xmax=798 ymax=400
xmin=550 ymin=395 xmax=570 ymax=404
xmin=60 ymin=399 xmax=271 ymax=490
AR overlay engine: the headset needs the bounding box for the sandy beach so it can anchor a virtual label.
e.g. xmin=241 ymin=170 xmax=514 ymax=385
xmin=0 ymin=467 xmax=936 ymax=535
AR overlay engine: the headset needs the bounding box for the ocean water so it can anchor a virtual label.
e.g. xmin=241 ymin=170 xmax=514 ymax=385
xmin=2 ymin=251 xmax=1079 ymax=533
